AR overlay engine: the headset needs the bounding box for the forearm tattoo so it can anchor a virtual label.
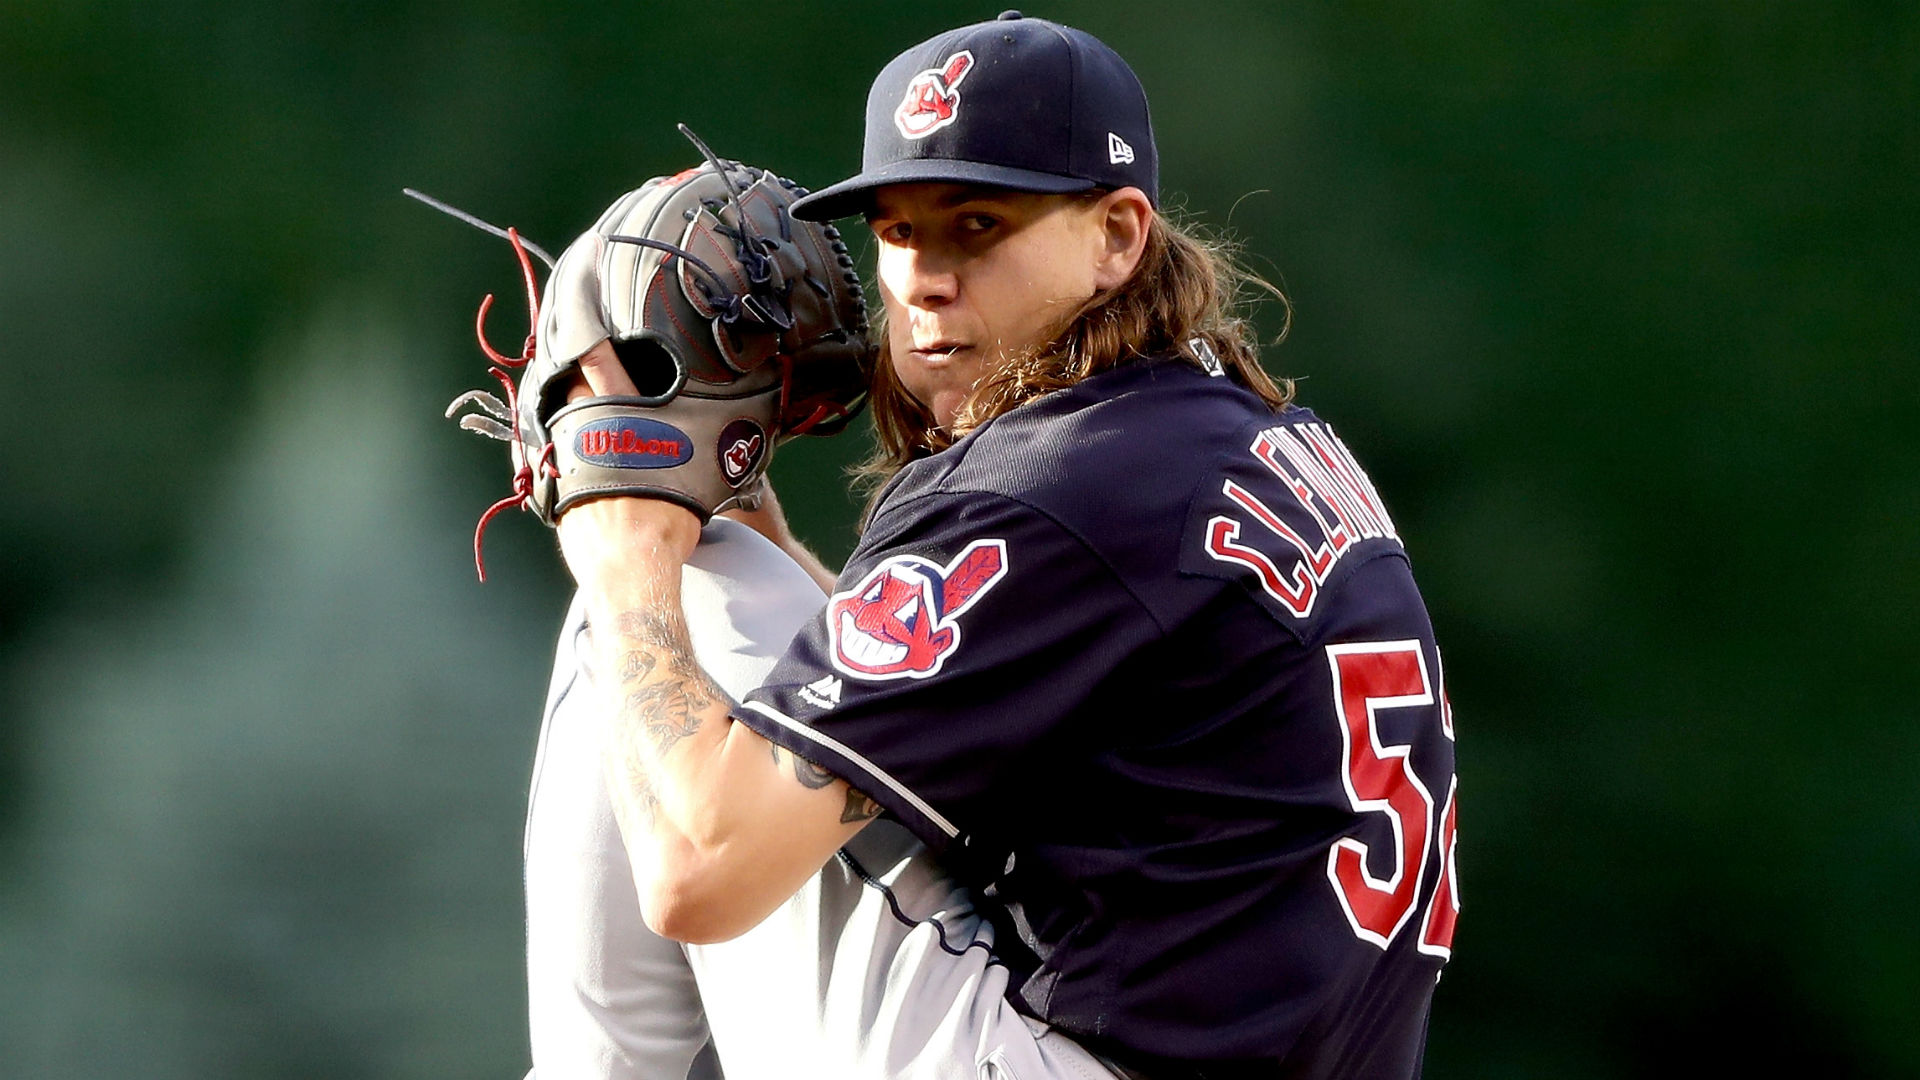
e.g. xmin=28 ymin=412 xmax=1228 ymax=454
xmin=613 ymin=609 xmax=728 ymax=757
xmin=618 ymin=649 xmax=659 ymax=682
xmin=607 ymin=605 xmax=882 ymax=836
xmin=597 ymin=606 xmax=730 ymax=836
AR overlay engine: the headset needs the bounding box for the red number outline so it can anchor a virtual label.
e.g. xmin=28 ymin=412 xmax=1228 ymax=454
xmin=1325 ymin=640 xmax=1458 ymax=953
xmin=1418 ymin=648 xmax=1460 ymax=959
xmin=1417 ymin=774 xmax=1460 ymax=960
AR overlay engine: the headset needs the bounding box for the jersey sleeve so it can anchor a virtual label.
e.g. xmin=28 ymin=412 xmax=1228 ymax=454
xmin=736 ymin=489 xmax=1158 ymax=857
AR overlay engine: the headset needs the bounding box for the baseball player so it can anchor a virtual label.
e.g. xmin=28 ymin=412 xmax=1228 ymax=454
xmin=507 ymin=165 xmax=1126 ymax=1080
xmin=544 ymin=13 xmax=1460 ymax=1079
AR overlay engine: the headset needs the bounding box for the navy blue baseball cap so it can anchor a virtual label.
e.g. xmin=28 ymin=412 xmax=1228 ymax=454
xmin=789 ymin=11 xmax=1158 ymax=221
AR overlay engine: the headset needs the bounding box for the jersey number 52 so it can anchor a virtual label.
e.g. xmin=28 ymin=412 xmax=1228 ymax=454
xmin=1324 ymin=640 xmax=1460 ymax=960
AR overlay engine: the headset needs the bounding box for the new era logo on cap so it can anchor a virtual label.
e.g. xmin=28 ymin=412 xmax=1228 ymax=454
xmin=1108 ymin=132 xmax=1135 ymax=165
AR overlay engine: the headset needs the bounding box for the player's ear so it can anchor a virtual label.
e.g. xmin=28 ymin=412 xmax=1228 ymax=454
xmin=1090 ymin=186 xmax=1153 ymax=291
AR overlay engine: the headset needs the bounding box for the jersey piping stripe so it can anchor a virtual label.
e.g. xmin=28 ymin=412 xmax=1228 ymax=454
xmin=739 ymin=699 xmax=962 ymax=839
xmin=835 ymin=847 xmax=1002 ymax=969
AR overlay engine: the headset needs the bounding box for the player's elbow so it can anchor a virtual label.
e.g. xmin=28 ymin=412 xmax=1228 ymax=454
xmin=634 ymin=846 xmax=768 ymax=944
xmin=640 ymin=896 xmax=740 ymax=944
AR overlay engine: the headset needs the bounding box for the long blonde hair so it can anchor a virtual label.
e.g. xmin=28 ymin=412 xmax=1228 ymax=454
xmin=855 ymin=203 xmax=1293 ymax=500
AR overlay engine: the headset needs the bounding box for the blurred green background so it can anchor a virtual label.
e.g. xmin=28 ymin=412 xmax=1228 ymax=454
xmin=2 ymin=1 xmax=1914 ymax=1076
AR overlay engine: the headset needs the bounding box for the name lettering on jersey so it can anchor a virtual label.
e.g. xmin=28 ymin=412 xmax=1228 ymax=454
xmin=828 ymin=539 xmax=1007 ymax=680
xmin=799 ymin=674 xmax=843 ymax=710
xmin=1203 ymin=423 xmax=1400 ymax=618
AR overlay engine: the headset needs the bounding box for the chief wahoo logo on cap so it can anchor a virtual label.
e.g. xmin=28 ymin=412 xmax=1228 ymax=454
xmin=894 ymin=51 xmax=974 ymax=139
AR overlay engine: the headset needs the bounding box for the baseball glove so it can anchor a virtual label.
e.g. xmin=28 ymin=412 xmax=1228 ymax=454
xmin=442 ymin=131 xmax=871 ymax=578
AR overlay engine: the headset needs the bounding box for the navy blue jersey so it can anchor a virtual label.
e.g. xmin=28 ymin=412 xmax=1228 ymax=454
xmin=738 ymin=360 xmax=1459 ymax=1078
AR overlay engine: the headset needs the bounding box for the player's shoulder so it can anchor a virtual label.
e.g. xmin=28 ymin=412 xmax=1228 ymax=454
xmin=879 ymin=358 xmax=1284 ymax=527
xmin=843 ymin=361 xmax=1310 ymax=631
xmin=1177 ymin=389 xmax=1416 ymax=640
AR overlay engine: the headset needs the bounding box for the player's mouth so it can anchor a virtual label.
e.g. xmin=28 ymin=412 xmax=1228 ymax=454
xmin=910 ymin=341 xmax=969 ymax=363
xmin=837 ymin=612 xmax=910 ymax=668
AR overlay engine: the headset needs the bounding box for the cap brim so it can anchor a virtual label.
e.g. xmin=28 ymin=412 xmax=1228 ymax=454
xmin=790 ymin=159 xmax=1096 ymax=221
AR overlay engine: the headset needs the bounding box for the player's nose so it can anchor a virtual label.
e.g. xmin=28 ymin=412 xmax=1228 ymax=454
xmin=886 ymin=243 xmax=959 ymax=310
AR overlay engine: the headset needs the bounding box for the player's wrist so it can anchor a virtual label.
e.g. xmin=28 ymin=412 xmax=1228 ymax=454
xmin=617 ymin=495 xmax=703 ymax=556
xmin=557 ymin=494 xmax=702 ymax=592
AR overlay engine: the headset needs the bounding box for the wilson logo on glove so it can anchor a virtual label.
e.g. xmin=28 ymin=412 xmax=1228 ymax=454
xmin=895 ymin=50 xmax=974 ymax=139
xmin=827 ymin=539 xmax=1007 ymax=680
xmin=574 ymin=417 xmax=693 ymax=468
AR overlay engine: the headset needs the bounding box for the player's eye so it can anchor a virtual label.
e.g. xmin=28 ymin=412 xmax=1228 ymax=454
xmin=958 ymin=213 xmax=998 ymax=234
xmin=872 ymin=220 xmax=912 ymax=244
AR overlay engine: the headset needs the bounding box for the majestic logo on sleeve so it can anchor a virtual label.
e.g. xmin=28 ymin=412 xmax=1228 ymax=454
xmin=894 ymin=51 xmax=974 ymax=139
xmin=799 ymin=674 xmax=843 ymax=710
xmin=828 ymin=539 xmax=1007 ymax=680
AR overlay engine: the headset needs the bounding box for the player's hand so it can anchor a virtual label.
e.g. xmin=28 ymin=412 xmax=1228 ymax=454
xmin=554 ymin=340 xmax=703 ymax=590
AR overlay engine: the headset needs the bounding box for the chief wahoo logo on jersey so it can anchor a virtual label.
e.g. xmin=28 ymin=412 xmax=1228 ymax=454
xmin=894 ymin=51 xmax=974 ymax=139
xmin=828 ymin=539 xmax=1007 ymax=680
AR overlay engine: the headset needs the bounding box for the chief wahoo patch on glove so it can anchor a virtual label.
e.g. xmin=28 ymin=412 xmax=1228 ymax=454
xmin=827 ymin=540 xmax=1009 ymax=681
xmin=434 ymin=126 xmax=873 ymax=578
